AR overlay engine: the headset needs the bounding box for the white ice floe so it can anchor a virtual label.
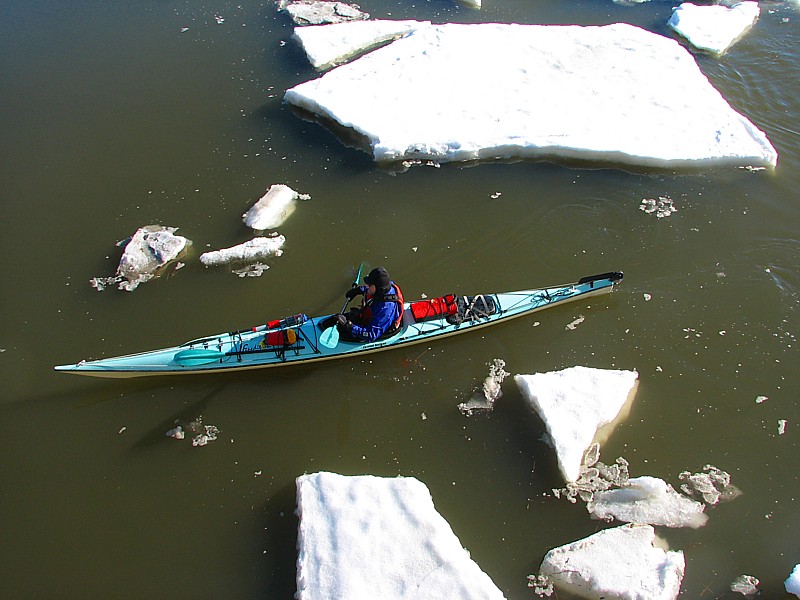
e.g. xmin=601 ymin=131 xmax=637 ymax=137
xmin=295 ymin=472 xmax=506 ymax=600
xmin=90 ymin=225 xmax=189 ymax=292
xmin=242 ymin=184 xmax=309 ymax=231
xmin=284 ymin=22 xmax=777 ymax=170
xmin=787 ymin=564 xmax=800 ymax=598
xmin=539 ymin=524 xmax=685 ymax=600
xmin=278 ymin=0 xmax=369 ymax=26
xmin=515 ymin=366 xmax=639 ymax=483
xmin=587 ymin=475 xmax=708 ymax=528
xmin=294 ymin=20 xmax=423 ymax=70
xmin=199 ymin=234 xmax=285 ymax=267
xmin=668 ymin=2 xmax=761 ymax=55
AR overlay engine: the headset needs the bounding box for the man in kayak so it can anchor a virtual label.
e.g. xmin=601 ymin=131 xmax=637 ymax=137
xmin=324 ymin=267 xmax=405 ymax=342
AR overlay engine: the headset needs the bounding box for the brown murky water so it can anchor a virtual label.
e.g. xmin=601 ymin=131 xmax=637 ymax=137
xmin=1 ymin=1 xmax=798 ymax=597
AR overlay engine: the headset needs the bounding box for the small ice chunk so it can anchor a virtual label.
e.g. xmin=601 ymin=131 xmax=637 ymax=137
xmin=293 ymin=20 xmax=423 ymax=70
xmin=458 ymin=358 xmax=509 ymax=416
xmin=786 ymin=564 xmax=800 ymax=598
xmin=640 ymin=196 xmax=677 ymax=218
xmin=778 ymin=419 xmax=788 ymax=435
xmin=565 ymin=315 xmax=585 ymax=330
xmin=90 ymin=225 xmax=189 ymax=292
xmin=242 ymin=184 xmax=308 ymax=230
xmin=295 ymin=472 xmax=506 ymax=599
xmin=278 ymin=0 xmax=369 ymax=26
xmin=200 ymin=235 xmax=286 ymax=267
xmin=166 ymin=426 xmax=185 ymax=440
xmin=668 ymin=2 xmax=761 ymax=55
xmin=678 ymin=465 xmax=741 ymax=505
xmin=755 ymin=395 xmax=768 ymax=404
xmin=539 ymin=524 xmax=685 ymax=600
xmin=587 ymin=476 xmax=708 ymax=528
xmin=515 ymin=367 xmax=639 ymax=482
xmin=459 ymin=0 xmax=481 ymax=8
xmin=730 ymin=574 xmax=760 ymax=597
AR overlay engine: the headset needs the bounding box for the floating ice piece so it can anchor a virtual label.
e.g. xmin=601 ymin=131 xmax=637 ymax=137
xmin=565 ymin=315 xmax=585 ymax=330
xmin=90 ymin=225 xmax=189 ymax=292
xmin=779 ymin=419 xmax=788 ymax=435
xmin=668 ymin=2 xmax=761 ymax=55
xmin=242 ymin=184 xmax=309 ymax=230
xmin=587 ymin=475 xmax=708 ymax=528
xmin=285 ymin=22 xmax=777 ymax=171
xmin=278 ymin=0 xmax=369 ymax=25
xmin=199 ymin=234 xmax=285 ymax=267
xmin=640 ymin=196 xmax=677 ymax=218
xmin=679 ymin=465 xmax=741 ymax=505
xmin=295 ymin=472 xmax=506 ymax=600
xmin=787 ymin=564 xmax=800 ymax=598
xmin=515 ymin=366 xmax=639 ymax=482
xmin=459 ymin=0 xmax=481 ymax=8
xmin=166 ymin=426 xmax=185 ymax=440
xmin=730 ymin=574 xmax=760 ymax=597
xmin=458 ymin=358 xmax=509 ymax=416
xmin=539 ymin=524 xmax=685 ymax=600
xmin=294 ymin=20 xmax=423 ymax=70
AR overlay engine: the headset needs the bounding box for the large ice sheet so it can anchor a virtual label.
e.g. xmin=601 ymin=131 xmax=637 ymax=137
xmin=294 ymin=20 xmax=423 ymax=70
xmin=539 ymin=524 xmax=685 ymax=599
xmin=515 ymin=366 xmax=639 ymax=483
xmin=284 ymin=22 xmax=777 ymax=170
xmin=669 ymin=2 xmax=760 ymax=55
xmin=295 ymin=472 xmax=506 ymax=600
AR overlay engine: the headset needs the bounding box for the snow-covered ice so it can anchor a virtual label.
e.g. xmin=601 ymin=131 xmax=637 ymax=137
xmin=787 ymin=564 xmax=800 ymax=598
xmin=668 ymin=2 xmax=761 ymax=55
xmin=295 ymin=472 xmax=506 ymax=600
xmin=278 ymin=0 xmax=369 ymax=25
xmin=90 ymin=225 xmax=189 ymax=292
xmin=242 ymin=184 xmax=308 ymax=231
xmin=199 ymin=235 xmax=285 ymax=267
xmin=293 ymin=20 xmax=423 ymax=70
xmin=587 ymin=475 xmax=709 ymax=528
xmin=515 ymin=366 xmax=639 ymax=482
xmin=285 ymin=22 xmax=777 ymax=171
xmin=539 ymin=523 xmax=685 ymax=600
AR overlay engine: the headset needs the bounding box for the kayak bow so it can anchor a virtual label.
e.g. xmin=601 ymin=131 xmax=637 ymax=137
xmin=54 ymin=271 xmax=623 ymax=378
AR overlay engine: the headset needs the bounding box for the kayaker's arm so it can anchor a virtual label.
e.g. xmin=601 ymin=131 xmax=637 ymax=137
xmin=349 ymin=302 xmax=399 ymax=342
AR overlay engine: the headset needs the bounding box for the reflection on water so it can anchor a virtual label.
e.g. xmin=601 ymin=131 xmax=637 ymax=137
xmin=1 ymin=1 xmax=798 ymax=598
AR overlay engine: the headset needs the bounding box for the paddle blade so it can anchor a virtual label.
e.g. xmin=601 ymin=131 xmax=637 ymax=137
xmin=319 ymin=325 xmax=339 ymax=349
xmin=173 ymin=348 xmax=226 ymax=366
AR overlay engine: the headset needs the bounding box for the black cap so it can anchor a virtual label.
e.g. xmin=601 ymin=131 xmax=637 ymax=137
xmin=364 ymin=267 xmax=391 ymax=291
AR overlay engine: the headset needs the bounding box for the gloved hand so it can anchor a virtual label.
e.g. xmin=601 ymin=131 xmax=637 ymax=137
xmin=345 ymin=286 xmax=364 ymax=300
xmin=335 ymin=313 xmax=352 ymax=334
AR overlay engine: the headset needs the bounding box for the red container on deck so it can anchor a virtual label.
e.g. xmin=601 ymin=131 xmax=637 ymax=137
xmin=410 ymin=294 xmax=457 ymax=322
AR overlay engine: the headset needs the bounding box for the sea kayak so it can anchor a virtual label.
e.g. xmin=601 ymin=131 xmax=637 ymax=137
xmin=54 ymin=271 xmax=623 ymax=378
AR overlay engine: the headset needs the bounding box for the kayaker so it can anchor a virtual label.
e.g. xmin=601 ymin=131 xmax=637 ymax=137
xmin=324 ymin=267 xmax=405 ymax=342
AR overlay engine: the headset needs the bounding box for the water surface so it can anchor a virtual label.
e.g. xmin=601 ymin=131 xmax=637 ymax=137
xmin=1 ymin=1 xmax=798 ymax=598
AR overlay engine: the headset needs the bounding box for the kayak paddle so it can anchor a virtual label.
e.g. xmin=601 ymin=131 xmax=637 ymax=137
xmin=319 ymin=262 xmax=365 ymax=349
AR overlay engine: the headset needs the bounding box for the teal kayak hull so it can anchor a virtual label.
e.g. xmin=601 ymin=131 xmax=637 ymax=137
xmin=54 ymin=272 xmax=622 ymax=378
